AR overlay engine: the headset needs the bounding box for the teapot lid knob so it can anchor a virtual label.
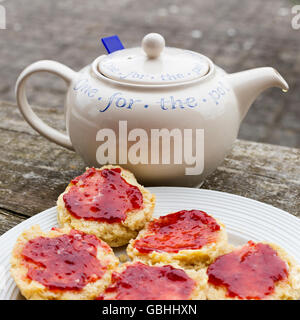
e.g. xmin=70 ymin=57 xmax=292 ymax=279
xmin=142 ymin=33 xmax=165 ymax=59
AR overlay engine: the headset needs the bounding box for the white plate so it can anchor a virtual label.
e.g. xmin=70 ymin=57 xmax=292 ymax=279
xmin=0 ymin=187 xmax=299 ymax=300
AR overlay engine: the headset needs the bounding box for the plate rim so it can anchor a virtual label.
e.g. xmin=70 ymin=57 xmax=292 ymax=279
xmin=0 ymin=187 xmax=298 ymax=242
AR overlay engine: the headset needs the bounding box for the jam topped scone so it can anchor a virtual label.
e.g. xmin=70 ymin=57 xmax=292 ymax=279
xmin=97 ymin=261 xmax=207 ymax=300
xmin=10 ymin=225 xmax=118 ymax=300
xmin=206 ymin=241 xmax=300 ymax=300
xmin=127 ymin=209 xmax=231 ymax=268
xmin=57 ymin=165 xmax=155 ymax=247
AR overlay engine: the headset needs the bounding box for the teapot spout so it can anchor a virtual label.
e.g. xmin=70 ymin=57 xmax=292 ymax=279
xmin=226 ymin=67 xmax=289 ymax=121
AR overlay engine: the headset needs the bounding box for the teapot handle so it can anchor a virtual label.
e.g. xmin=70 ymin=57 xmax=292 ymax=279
xmin=15 ymin=60 xmax=77 ymax=150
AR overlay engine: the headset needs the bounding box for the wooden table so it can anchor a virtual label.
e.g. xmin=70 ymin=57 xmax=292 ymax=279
xmin=0 ymin=100 xmax=299 ymax=236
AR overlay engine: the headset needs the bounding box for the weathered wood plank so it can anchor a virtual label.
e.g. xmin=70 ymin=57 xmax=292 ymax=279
xmin=0 ymin=127 xmax=85 ymax=216
xmin=0 ymin=101 xmax=299 ymax=236
xmin=0 ymin=100 xmax=67 ymax=136
xmin=203 ymin=140 xmax=300 ymax=216
xmin=0 ymin=208 xmax=26 ymax=235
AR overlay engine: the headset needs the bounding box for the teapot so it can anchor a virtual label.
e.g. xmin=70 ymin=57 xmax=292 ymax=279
xmin=16 ymin=33 xmax=288 ymax=187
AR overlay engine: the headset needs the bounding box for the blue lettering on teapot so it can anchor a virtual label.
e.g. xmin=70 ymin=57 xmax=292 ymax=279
xmin=73 ymin=78 xmax=230 ymax=112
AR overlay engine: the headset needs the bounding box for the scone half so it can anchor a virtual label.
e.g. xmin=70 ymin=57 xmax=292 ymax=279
xmin=206 ymin=241 xmax=300 ymax=300
xmin=98 ymin=261 xmax=207 ymax=300
xmin=10 ymin=225 xmax=118 ymax=300
xmin=57 ymin=165 xmax=155 ymax=247
xmin=127 ymin=209 xmax=231 ymax=269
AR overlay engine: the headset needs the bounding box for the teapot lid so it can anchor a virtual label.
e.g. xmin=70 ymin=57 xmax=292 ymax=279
xmin=98 ymin=33 xmax=210 ymax=85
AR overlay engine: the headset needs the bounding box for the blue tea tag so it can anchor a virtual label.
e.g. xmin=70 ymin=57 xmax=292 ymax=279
xmin=101 ymin=35 xmax=125 ymax=54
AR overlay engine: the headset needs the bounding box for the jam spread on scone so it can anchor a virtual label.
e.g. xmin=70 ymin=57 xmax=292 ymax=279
xmin=98 ymin=262 xmax=196 ymax=300
xmin=21 ymin=230 xmax=109 ymax=291
xmin=207 ymin=241 xmax=288 ymax=299
xmin=63 ymin=168 xmax=143 ymax=223
xmin=134 ymin=209 xmax=220 ymax=253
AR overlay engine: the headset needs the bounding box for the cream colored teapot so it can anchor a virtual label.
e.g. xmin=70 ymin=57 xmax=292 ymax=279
xmin=16 ymin=33 xmax=288 ymax=187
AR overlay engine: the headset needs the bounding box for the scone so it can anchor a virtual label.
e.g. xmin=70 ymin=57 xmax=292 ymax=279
xmin=10 ymin=225 xmax=118 ymax=300
xmin=127 ymin=209 xmax=231 ymax=269
xmin=206 ymin=241 xmax=300 ymax=300
xmin=57 ymin=165 xmax=155 ymax=247
xmin=97 ymin=261 xmax=207 ymax=300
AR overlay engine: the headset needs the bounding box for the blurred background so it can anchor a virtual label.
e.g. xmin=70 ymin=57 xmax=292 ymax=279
xmin=0 ymin=0 xmax=299 ymax=147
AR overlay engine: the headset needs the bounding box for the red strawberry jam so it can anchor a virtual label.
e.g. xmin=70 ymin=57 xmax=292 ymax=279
xmin=21 ymin=229 xmax=110 ymax=291
xmin=207 ymin=241 xmax=288 ymax=299
xmin=98 ymin=262 xmax=196 ymax=300
xmin=134 ymin=209 xmax=220 ymax=253
xmin=63 ymin=168 xmax=143 ymax=223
